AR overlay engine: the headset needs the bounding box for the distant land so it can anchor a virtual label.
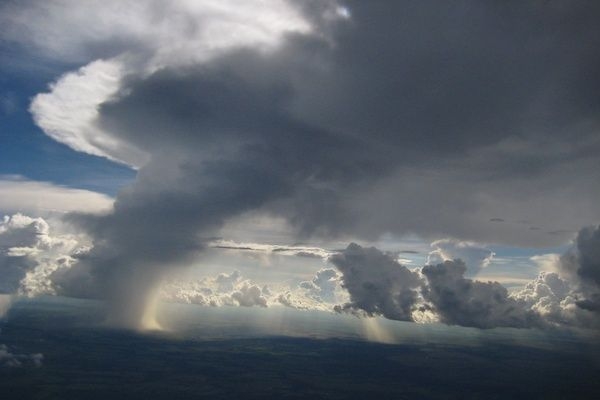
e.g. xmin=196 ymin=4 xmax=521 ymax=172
xmin=1 ymin=297 xmax=599 ymax=399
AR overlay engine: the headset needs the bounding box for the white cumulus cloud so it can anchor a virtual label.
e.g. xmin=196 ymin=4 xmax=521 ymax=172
xmin=0 ymin=213 xmax=88 ymax=297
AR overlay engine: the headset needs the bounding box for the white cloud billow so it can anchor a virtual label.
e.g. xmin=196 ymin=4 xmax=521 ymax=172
xmin=16 ymin=0 xmax=315 ymax=167
xmin=0 ymin=213 xmax=88 ymax=297
xmin=161 ymin=267 xmax=346 ymax=312
xmin=0 ymin=0 xmax=312 ymax=67
xmin=30 ymin=59 xmax=148 ymax=167
xmin=161 ymin=270 xmax=268 ymax=308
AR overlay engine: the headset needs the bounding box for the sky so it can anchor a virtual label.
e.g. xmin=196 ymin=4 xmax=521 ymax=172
xmin=0 ymin=1 xmax=599 ymax=334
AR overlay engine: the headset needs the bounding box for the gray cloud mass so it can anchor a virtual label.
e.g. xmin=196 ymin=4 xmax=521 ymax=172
xmin=331 ymin=244 xmax=422 ymax=321
xmin=333 ymin=227 xmax=600 ymax=330
xmin=1 ymin=1 xmax=599 ymax=328
xmin=421 ymin=260 xmax=539 ymax=329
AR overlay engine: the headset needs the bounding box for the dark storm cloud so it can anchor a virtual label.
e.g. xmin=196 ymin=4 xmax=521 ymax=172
xmin=19 ymin=1 xmax=600 ymax=326
xmin=330 ymin=244 xmax=539 ymax=329
xmin=89 ymin=0 xmax=600 ymax=244
xmin=296 ymin=1 xmax=600 ymax=153
xmin=66 ymin=57 xmax=393 ymax=325
xmin=330 ymin=244 xmax=422 ymax=321
xmin=559 ymin=225 xmax=600 ymax=315
xmin=330 ymin=226 xmax=600 ymax=330
xmin=421 ymin=260 xmax=539 ymax=329
xmin=292 ymin=0 xmax=600 ymax=244
xmin=572 ymin=226 xmax=600 ymax=287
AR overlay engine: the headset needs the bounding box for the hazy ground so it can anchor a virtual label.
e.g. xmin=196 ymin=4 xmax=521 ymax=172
xmin=1 ymin=297 xmax=599 ymax=399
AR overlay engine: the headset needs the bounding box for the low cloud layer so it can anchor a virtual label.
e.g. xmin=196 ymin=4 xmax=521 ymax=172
xmin=332 ymin=227 xmax=600 ymax=330
xmin=422 ymin=260 xmax=538 ymax=329
xmin=162 ymin=267 xmax=347 ymax=313
xmin=0 ymin=344 xmax=43 ymax=368
xmin=2 ymin=211 xmax=600 ymax=331
xmin=161 ymin=270 xmax=268 ymax=308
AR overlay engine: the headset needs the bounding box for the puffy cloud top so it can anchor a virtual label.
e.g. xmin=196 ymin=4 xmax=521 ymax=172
xmin=331 ymin=243 xmax=423 ymax=321
xmin=422 ymin=260 xmax=538 ymax=329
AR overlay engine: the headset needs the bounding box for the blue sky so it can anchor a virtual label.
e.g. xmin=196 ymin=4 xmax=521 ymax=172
xmin=1 ymin=58 xmax=135 ymax=196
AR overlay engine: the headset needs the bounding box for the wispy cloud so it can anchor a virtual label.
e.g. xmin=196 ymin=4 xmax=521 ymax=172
xmin=0 ymin=176 xmax=113 ymax=215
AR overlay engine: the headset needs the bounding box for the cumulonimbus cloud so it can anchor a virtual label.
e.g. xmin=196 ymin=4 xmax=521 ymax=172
xmin=2 ymin=1 xmax=600 ymax=329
